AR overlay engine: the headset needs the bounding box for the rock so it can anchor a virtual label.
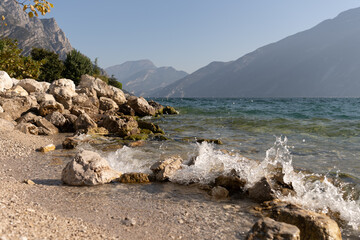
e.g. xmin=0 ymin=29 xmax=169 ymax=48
xmin=248 ymin=177 xmax=276 ymax=203
xmin=49 ymin=79 xmax=78 ymax=109
xmin=138 ymin=120 xmax=165 ymax=134
xmin=99 ymin=115 xmax=139 ymax=137
xmin=17 ymin=79 xmax=43 ymax=93
xmin=246 ymin=217 xmax=300 ymax=240
xmin=16 ymin=123 xmax=38 ymax=135
xmin=79 ymin=75 xmax=114 ymax=98
xmin=71 ymin=93 xmax=99 ymax=117
xmin=122 ymin=217 xmax=136 ymax=227
xmin=62 ymin=137 xmax=80 ymax=149
xmin=0 ymin=118 xmax=15 ymax=131
xmin=40 ymin=81 xmax=50 ymax=92
xmin=127 ymin=96 xmax=155 ymax=116
xmin=148 ymin=100 xmax=164 ymax=114
xmin=0 ymin=96 xmax=38 ymax=120
xmin=32 ymin=92 xmax=56 ymax=104
xmin=99 ymin=97 xmax=118 ymax=112
xmin=118 ymin=103 xmax=135 ymax=116
xmin=127 ymin=140 xmax=146 ymax=148
xmin=23 ymin=179 xmax=36 ymax=185
xmin=0 ymin=105 xmax=3 ymax=113
xmin=16 ymin=112 xmax=40 ymax=124
xmin=0 ymin=71 xmax=13 ymax=92
xmin=197 ymin=138 xmax=223 ymax=145
xmin=61 ymin=150 xmax=121 ymax=186
xmin=35 ymin=118 xmax=59 ymax=135
xmin=270 ymin=204 xmax=342 ymax=240
xmin=87 ymin=127 xmax=109 ymax=135
xmin=163 ymin=106 xmax=178 ymax=115
xmin=61 ymin=113 xmax=77 ymax=132
xmin=11 ymin=77 xmax=19 ymax=86
xmin=39 ymin=100 xmax=64 ymax=116
xmin=109 ymin=86 xmax=126 ymax=105
xmin=153 ymin=134 xmax=169 ymax=141
xmin=118 ymin=173 xmax=150 ymax=183
xmin=211 ymin=186 xmax=229 ymax=199
xmin=45 ymin=111 xmax=67 ymax=128
xmin=38 ymin=144 xmax=56 ymax=153
xmin=215 ymin=171 xmax=247 ymax=193
xmin=150 ymin=156 xmax=183 ymax=181
xmin=74 ymin=113 xmax=97 ymax=131
xmin=124 ymin=133 xmax=149 ymax=141
xmin=1 ymin=85 xmax=28 ymax=98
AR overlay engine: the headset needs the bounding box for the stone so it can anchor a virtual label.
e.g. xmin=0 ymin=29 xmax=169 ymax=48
xmin=15 ymin=123 xmax=38 ymax=135
xmin=62 ymin=137 xmax=80 ymax=149
xmin=74 ymin=113 xmax=97 ymax=131
xmin=99 ymin=115 xmax=139 ymax=137
xmin=87 ymin=127 xmax=109 ymax=135
xmin=32 ymin=92 xmax=56 ymax=104
xmin=118 ymin=103 xmax=135 ymax=116
xmin=16 ymin=112 xmax=40 ymax=124
xmin=49 ymin=78 xmax=76 ymax=92
xmin=79 ymin=75 xmax=114 ymax=98
xmin=61 ymin=113 xmax=77 ymax=132
xmin=118 ymin=173 xmax=150 ymax=183
xmin=138 ymin=120 xmax=165 ymax=134
xmin=61 ymin=150 xmax=121 ymax=186
xmin=246 ymin=217 xmax=300 ymax=240
xmin=0 ymin=118 xmax=15 ymax=131
xmin=45 ymin=112 xmax=67 ymax=128
xmin=39 ymin=100 xmax=64 ymax=116
xmin=215 ymin=172 xmax=247 ymax=193
xmin=49 ymin=79 xmax=78 ymax=109
xmin=109 ymin=86 xmax=126 ymax=105
xmin=40 ymin=81 xmax=50 ymax=92
xmin=127 ymin=96 xmax=155 ymax=116
xmin=0 ymin=105 xmax=3 ymax=113
xmin=211 ymin=186 xmax=229 ymax=199
xmin=150 ymin=156 xmax=183 ymax=181
xmin=122 ymin=217 xmax=136 ymax=227
xmin=1 ymin=85 xmax=28 ymax=98
xmin=0 ymin=71 xmax=13 ymax=92
xmin=99 ymin=97 xmax=118 ymax=112
xmin=127 ymin=140 xmax=146 ymax=148
xmin=163 ymin=106 xmax=178 ymax=115
xmin=35 ymin=118 xmax=59 ymax=135
xmin=0 ymin=96 xmax=38 ymax=120
xmin=248 ymin=177 xmax=276 ymax=203
xmin=17 ymin=79 xmax=43 ymax=93
xmin=71 ymin=94 xmax=99 ymax=117
xmin=23 ymin=179 xmax=36 ymax=185
xmin=148 ymin=100 xmax=164 ymax=114
xmin=197 ymin=138 xmax=223 ymax=145
xmin=38 ymin=144 xmax=56 ymax=153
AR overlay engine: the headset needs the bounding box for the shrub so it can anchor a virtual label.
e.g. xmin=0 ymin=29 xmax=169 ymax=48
xmin=31 ymin=48 xmax=64 ymax=82
xmin=62 ymin=49 xmax=93 ymax=85
xmin=108 ymin=75 xmax=122 ymax=89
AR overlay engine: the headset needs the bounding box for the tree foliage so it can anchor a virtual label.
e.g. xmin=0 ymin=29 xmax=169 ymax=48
xmin=108 ymin=75 xmax=122 ymax=89
xmin=63 ymin=49 xmax=94 ymax=85
xmin=31 ymin=47 xmax=64 ymax=82
xmin=0 ymin=38 xmax=41 ymax=79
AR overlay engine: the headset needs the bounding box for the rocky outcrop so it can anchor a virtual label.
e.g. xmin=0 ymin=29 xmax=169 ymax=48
xmin=127 ymin=96 xmax=155 ymax=117
xmin=61 ymin=150 xmax=121 ymax=186
xmin=150 ymin=156 xmax=183 ymax=181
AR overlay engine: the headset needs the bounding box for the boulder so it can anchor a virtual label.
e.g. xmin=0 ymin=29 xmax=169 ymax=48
xmin=163 ymin=106 xmax=178 ymax=115
xmin=138 ymin=120 xmax=164 ymax=134
xmin=270 ymin=204 xmax=342 ymax=240
xmin=0 ymin=96 xmax=38 ymax=120
xmin=246 ymin=217 xmax=300 ymax=240
xmin=61 ymin=113 xmax=77 ymax=132
xmin=74 ymin=113 xmax=97 ymax=131
xmin=71 ymin=93 xmax=99 ymax=117
xmin=127 ymin=96 xmax=155 ymax=116
xmin=61 ymin=150 xmax=121 ymax=186
xmin=248 ymin=177 xmax=276 ymax=203
xmin=17 ymin=79 xmax=43 ymax=93
xmin=15 ymin=122 xmax=38 ymax=135
xmin=148 ymin=100 xmax=164 ymax=114
xmin=16 ymin=112 xmax=40 ymax=124
xmin=118 ymin=103 xmax=135 ymax=116
xmin=150 ymin=156 xmax=183 ymax=181
xmin=1 ymin=85 xmax=28 ymax=98
xmin=99 ymin=97 xmax=118 ymax=112
xmin=0 ymin=71 xmax=13 ymax=92
xmin=210 ymin=186 xmax=229 ymax=199
xmin=79 ymin=75 xmax=114 ymax=98
xmin=35 ymin=117 xmax=59 ymax=135
xmin=215 ymin=171 xmax=247 ymax=193
xmin=62 ymin=137 xmax=80 ymax=149
xmin=118 ymin=173 xmax=150 ymax=183
xmin=40 ymin=81 xmax=50 ymax=92
xmin=45 ymin=111 xmax=67 ymax=128
xmin=49 ymin=79 xmax=78 ymax=109
xmin=32 ymin=92 xmax=56 ymax=104
xmin=109 ymin=86 xmax=126 ymax=105
xmin=0 ymin=118 xmax=15 ymax=131
xmin=11 ymin=78 xmax=19 ymax=86
xmin=99 ymin=115 xmax=139 ymax=137
xmin=39 ymin=100 xmax=64 ymax=116
xmin=49 ymin=78 xmax=76 ymax=92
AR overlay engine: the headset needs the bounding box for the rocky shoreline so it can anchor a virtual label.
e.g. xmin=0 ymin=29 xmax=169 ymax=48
xmin=0 ymin=71 xmax=349 ymax=239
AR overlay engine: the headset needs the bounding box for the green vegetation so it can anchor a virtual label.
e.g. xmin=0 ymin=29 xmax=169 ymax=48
xmin=62 ymin=49 xmax=94 ymax=85
xmin=31 ymin=48 xmax=64 ymax=82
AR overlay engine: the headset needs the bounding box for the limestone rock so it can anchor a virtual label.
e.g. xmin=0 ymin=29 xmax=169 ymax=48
xmin=35 ymin=118 xmax=59 ymax=135
xmin=119 ymin=173 xmax=150 ymax=183
xmin=109 ymin=86 xmax=126 ymax=105
xmin=17 ymin=79 xmax=43 ymax=93
xmin=16 ymin=112 xmax=40 ymax=124
xmin=0 ymin=118 xmax=15 ymax=131
xmin=150 ymin=156 xmax=183 ymax=181
xmin=1 ymin=85 xmax=28 ymax=98
xmin=99 ymin=97 xmax=118 ymax=112
xmin=163 ymin=106 xmax=178 ymax=115
xmin=148 ymin=100 xmax=164 ymax=114
xmin=248 ymin=177 xmax=276 ymax=203
xmin=49 ymin=79 xmax=77 ymax=109
xmin=16 ymin=122 xmax=38 ymax=135
xmin=118 ymin=103 xmax=135 ymax=116
xmin=211 ymin=186 xmax=229 ymax=199
xmin=0 ymin=71 xmax=13 ymax=92
xmin=0 ymin=96 xmax=38 ymax=120
xmin=74 ymin=113 xmax=97 ymax=131
xmin=99 ymin=115 xmax=139 ymax=137
xmin=62 ymin=137 xmax=80 ymax=149
xmin=61 ymin=113 xmax=77 ymax=132
xmin=45 ymin=111 xmax=66 ymax=128
xmin=246 ymin=217 xmax=300 ymax=240
xmin=40 ymin=81 xmax=50 ymax=92
xmin=32 ymin=92 xmax=56 ymax=104
xmin=61 ymin=150 xmax=121 ymax=186
xmin=270 ymin=204 xmax=342 ymax=240
xmin=138 ymin=120 xmax=164 ymax=134
xmin=49 ymin=78 xmax=76 ymax=92
xmin=127 ymin=96 xmax=155 ymax=116
xmin=215 ymin=171 xmax=247 ymax=193
xmin=79 ymin=75 xmax=114 ymax=98
xmin=38 ymin=144 xmax=56 ymax=153
xmin=0 ymin=105 xmax=3 ymax=113
xmin=39 ymin=100 xmax=64 ymax=116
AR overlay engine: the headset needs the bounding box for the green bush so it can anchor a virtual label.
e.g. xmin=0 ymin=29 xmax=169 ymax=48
xmin=108 ymin=75 xmax=122 ymax=89
xmin=62 ymin=49 xmax=93 ymax=85
xmin=31 ymin=48 xmax=64 ymax=82
xmin=0 ymin=38 xmax=41 ymax=79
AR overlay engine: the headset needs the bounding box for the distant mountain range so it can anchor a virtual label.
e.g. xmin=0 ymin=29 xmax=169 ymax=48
xmin=0 ymin=0 xmax=72 ymax=59
xmin=105 ymin=60 xmax=188 ymax=96
xmin=152 ymin=7 xmax=360 ymax=97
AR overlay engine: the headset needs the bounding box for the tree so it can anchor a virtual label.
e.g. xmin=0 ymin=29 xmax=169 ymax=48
xmin=108 ymin=75 xmax=122 ymax=89
xmin=31 ymin=48 xmax=64 ymax=82
xmin=63 ymin=49 xmax=94 ymax=85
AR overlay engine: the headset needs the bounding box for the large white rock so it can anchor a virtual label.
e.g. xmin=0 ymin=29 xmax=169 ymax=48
xmin=109 ymin=86 xmax=126 ymax=105
xmin=49 ymin=78 xmax=76 ymax=92
xmin=0 ymin=71 xmax=13 ymax=92
xmin=61 ymin=150 xmax=121 ymax=186
xmin=17 ymin=79 xmax=43 ymax=93
xmin=49 ymin=79 xmax=77 ymax=109
xmin=127 ymin=96 xmax=156 ymax=116
xmin=79 ymin=75 xmax=114 ymax=98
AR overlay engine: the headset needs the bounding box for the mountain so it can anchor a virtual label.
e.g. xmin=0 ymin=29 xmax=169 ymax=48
xmin=0 ymin=0 xmax=72 ymax=59
xmin=105 ymin=60 xmax=188 ymax=96
xmin=153 ymin=7 xmax=360 ymax=98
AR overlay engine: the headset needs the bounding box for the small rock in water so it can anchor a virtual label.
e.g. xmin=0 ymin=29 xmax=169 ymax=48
xmin=23 ymin=179 xmax=35 ymax=185
xmin=38 ymin=144 xmax=56 ymax=153
xmin=62 ymin=137 xmax=79 ymax=149
xmin=119 ymin=172 xmax=150 ymax=183
xmin=211 ymin=186 xmax=229 ymax=199
xmin=150 ymin=156 xmax=183 ymax=181
xmin=196 ymin=138 xmax=223 ymax=145
xmin=248 ymin=177 xmax=276 ymax=203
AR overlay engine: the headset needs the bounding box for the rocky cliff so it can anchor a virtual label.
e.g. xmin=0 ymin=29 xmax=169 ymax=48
xmin=0 ymin=0 xmax=72 ymax=59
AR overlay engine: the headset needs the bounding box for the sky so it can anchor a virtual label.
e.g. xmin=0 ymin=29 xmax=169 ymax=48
xmin=43 ymin=0 xmax=360 ymax=73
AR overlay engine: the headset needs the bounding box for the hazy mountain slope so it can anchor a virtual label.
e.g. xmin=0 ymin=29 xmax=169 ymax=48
xmin=153 ymin=7 xmax=360 ymax=97
xmin=105 ymin=60 xmax=156 ymax=83
xmin=0 ymin=0 xmax=72 ymax=59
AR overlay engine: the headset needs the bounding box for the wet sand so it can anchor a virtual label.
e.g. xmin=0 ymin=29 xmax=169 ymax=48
xmin=0 ymin=129 xmax=259 ymax=240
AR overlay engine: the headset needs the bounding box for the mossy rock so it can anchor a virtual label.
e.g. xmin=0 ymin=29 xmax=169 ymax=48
xmin=124 ymin=133 xmax=149 ymax=141
xmin=118 ymin=172 xmax=150 ymax=183
xmin=140 ymin=129 xmax=153 ymax=135
xmin=163 ymin=106 xmax=178 ymax=115
xmin=196 ymin=138 xmax=223 ymax=145
xmin=153 ymin=134 xmax=169 ymax=141
xmin=138 ymin=120 xmax=165 ymax=134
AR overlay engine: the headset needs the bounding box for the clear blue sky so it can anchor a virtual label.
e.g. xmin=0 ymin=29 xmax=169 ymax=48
xmin=44 ymin=0 xmax=360 ymax=73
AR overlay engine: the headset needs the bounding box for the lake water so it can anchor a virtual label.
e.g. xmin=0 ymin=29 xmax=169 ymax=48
xmin=85 ymin=98 xmax=360 ymax=235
